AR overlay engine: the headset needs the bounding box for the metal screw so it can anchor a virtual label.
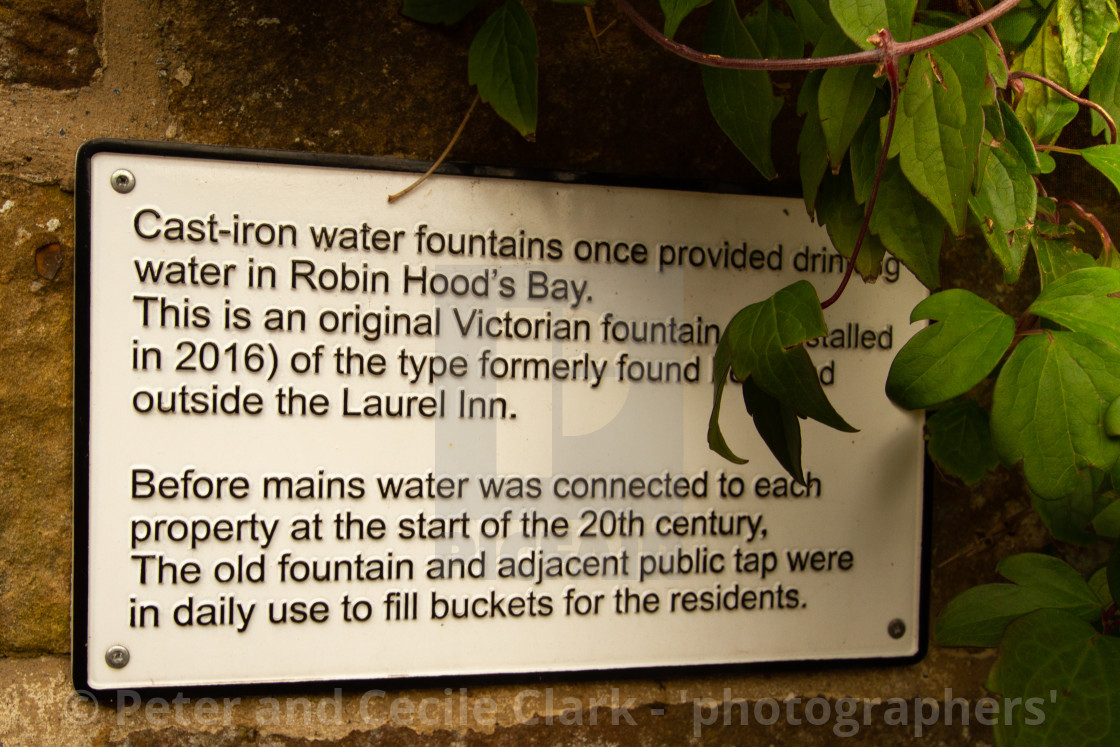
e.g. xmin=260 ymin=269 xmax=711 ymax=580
xmin=110 ymin=169 xmax=135 ymax=194
xmin=105 ymin=645 xmax=130 ymax=669
xmin=888 ymin=619 xmax=907 ymax=639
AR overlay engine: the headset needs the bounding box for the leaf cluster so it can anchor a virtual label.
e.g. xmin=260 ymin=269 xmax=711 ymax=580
xmin=400 ymin=0 xmax=1120 ymax=740
xmin=708 ymin=280 xmax=855 ymax=482
xmin=935 ymin=553 xmax=1120 ymax=744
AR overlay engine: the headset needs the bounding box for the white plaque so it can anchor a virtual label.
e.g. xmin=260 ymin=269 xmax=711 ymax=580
xmin=75 ymin=140 xmax=928 ymax=691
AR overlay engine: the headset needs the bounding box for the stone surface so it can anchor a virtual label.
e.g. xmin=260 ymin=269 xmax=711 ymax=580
xmin=0 ymin=0 xmax=99 ymax=88
xmin=0 ymin=656 xmax=995 ymax=746
xmin=152 ymin=0 xmax=797 ymax=189
xmin=0 ymin=180 xmax=74 ymax=655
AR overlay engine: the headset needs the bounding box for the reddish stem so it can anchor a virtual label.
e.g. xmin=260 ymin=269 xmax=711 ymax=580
xmin=1058 ymin=199 xmax=1115 ymax=261
xmin=971 ymin=0 xmax=1010 ymax=80
xmin=1014 ymin=311 xmax=1038 ymax=335
xmin=1104 ymin=603 xmax=1118 ymax=636
xmin=613 ymin=0 xmax=1025 ymax=309
xmin=820 ymin=45 xmax=901 ymax=310
xmin=1003 ymin=314 xmax=1043 ymax=356
xmin=1008 ymin=71 xmax=1118 ymax=144
xmin=388 ymin=94 xmax=480 ymax=203
xmin=611 ymin=0 xmax=1024 ymax=71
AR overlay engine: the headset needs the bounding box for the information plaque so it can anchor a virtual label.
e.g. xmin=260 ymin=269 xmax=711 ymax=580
xmin=75 ymin=140 xmax=928 ymax=692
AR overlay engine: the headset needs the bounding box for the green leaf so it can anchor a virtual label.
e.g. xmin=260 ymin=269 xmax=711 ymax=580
xmin=1033 ymin=236 xmax=1098 ymax=289
xmin=894 ymin=34 xmax=986 ymax=235
xmin=829 ymin=0 xmax=915 ymax=49
xmin=979 ymin=27 xmax=1009 ymax=87
xmin=936 ymin=553 xmax=1100 ymax=646
xmin=1029 ymin=266 xmax=1120 ymax=349
xmin=991 ymin=331 xmax=1120 ymax=500
xmin=816 ymin=169 xmax=887 ymax=279
xmin=886 ymin=290 xmax=1014 ymax=409
xmin=1089 ymin=564 xmax=1115 ymax=606
xmin=702 ymin=0 xmax=781 ymax=179
xmin=1000 ymin=99 xmax=1045 ymax=174
xmin=990 ymin=0 xmax=1056 ymax=53
xmin=1013 ymin=13 xmax=1080 ymax=142
xmin=1107 ymin=396 xmax=1120 ymax=436
xmin=1093 ymin=498 xmax=1120 ymax=537
xmin=973 ymin=141 xmax=993 ymax=195
xmin=468 ymin=1 xmax=539 ymax=137
xmin=709 ymin=338 xmax=746 ymax=464
xmin=1033 ymin=484 xmax=1114 ymax=545
xmin=1090 ymin=32 xmax=1120 ymax=138
xmin=742 ymin=376 xmax=805 ymax=482
xmin=1082 ymin=144 xmax=1120 ymax=198
xmin=767 ymin=5 xmax=806 ymax=60
xmin=999 ymin=552 xmax=1096 ymax=594
xmin=709 ymin=281 xmax=856 ymax=463
xmin=818 ymin=63 xmax=877 ymax=169
xmin=786 ymin=0 xmax=834 ymax=46
xmin=800 ymin=30 xmax=853 ymax=214
xmin=402 ymin=0 xmax=480 ymax=24
xmin=1037 ymin=98 xmax=1081 ymax=143
xmin=985 ymin=103 xmax=1007 ymax=142
xmin=927 ymin=401 xmax=999 ymax=484
xmin=799 ymin=120 xmax=828 ymax=217
xmin=968 ymin=145 xmax=1038 ymax=283
xmin=868 ymin=158 xmax=944 ymax=288
xmin=660 ymin=0 xmax=711 ymax=39
xmin=916 ymin=9 xmax=970 ymax=30
xmin=743 ymin=0 xmax=805 ymax=59
xmin=1057 ymin=0 xmax=1120 ymax=94
xmin=1109 ymin=539 xmax=1120 ymax=607
xmin=798 ymin=72 xmax=829 ymax=217
xmin=849 ymin=115 xmax=881 ymax=204
xmin=987 ymin=609 xmax=1120 ymax=746
xmin=1038 ymin=150 xmax=1058 ymax=174
xmin=1037 ymin=194 xmax=1060 ymax=220
xmin=1103 ymin=249 xmax=1120 ymax=271
xmin=937 ymin=588 xmax=1067 ymax=648
xmin=812 ymin=23 xmax=857 ymax=58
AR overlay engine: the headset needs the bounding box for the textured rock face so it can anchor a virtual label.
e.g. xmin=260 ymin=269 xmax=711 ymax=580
xmin=0 ymin=181 xmax=73 ymax=656
xmin=151 ymin=0 xmax=786 ymax=187
xmin=0 ymin=0 xmax=99 ymax=88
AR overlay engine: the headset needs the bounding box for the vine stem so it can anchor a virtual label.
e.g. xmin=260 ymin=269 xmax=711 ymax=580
xmin=821 ymin=38 xmax=900 ymax=310
xmin=1008 ymin=71 xmax=1118 ymax=144
xmin=1036 ymin=144 xmax=1081 ymax=155
xmin=388 ymin=94 xmax=480 ymax=203
xmin=971 ymin=0 xmax=1010 ymax=79
xmin=611 ymin=0 xmax=1024 ymax=72
xmin=585 ymin=6 xmax=616 ymax=57
xmin=1014 ymin=309 xmax=1038 ymax=335
xmin=613 ymin=0 xmax=1024 ymax=310
xmin=1104 ymin=603 xmax=1118 ymax=636
xmin=1059 ymin=199 xmax=1116 ymax=263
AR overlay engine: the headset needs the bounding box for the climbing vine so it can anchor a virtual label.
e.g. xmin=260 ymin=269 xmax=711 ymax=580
xmin=402 ymin=0 xmax=1120 ymax=741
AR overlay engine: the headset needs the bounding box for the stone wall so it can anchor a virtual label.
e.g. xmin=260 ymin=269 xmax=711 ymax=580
xmin=1 ymin=0 xmax=1103 ymax=744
